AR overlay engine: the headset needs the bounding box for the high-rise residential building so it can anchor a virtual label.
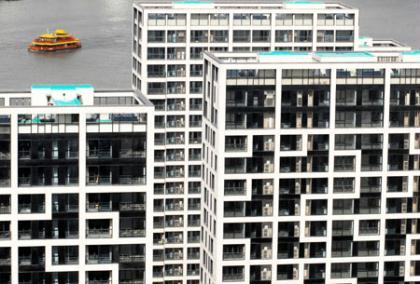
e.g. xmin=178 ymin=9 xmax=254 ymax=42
xmin=201 ymin=49 xmax=420 ymax=284
xmin=131 ymin=1 xmax=380 ymax=283
xmin=0 ymin=85 xmax=155 ymax=284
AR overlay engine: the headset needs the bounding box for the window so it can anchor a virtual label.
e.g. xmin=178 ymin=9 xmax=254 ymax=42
xmin=294 ymin=14 xmax=313 ymax=26
xmin=336 ymin=30 xmax=354 ymax=42
xmin=148 ymin=13 xmax=165 ymax=26
xmin=275 ymin=14 xmax=293 ymax=25
xmin=317 ymin=30 xmax=334 ymax=42
xmin=275 ymin=30 xmax=292 ymax=42
xmin=233 ymin=14 xmax=251 ymax=26
xmin=233 ymin=30 xmax=250 ymax=43
xmin=294 ymin=30 xmax=312 ymax=42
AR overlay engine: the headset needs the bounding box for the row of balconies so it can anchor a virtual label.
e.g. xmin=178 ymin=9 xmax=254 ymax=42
xmin=152 ymin=264 xmax=199 ymax=278
xmin=155 ymin=149 xmax=202 ymax=162
xmin=280 ymin=155 xmax=329 ymax=173
xmin=160 ymin=260 xmax=379 ymax=282
xmin=390 ymin=90 xmax=420 ymax=107
xmin=153 ymin=181 xmax=201 ymax=195
xmin=153 ymin=215 xmax=200 ymax=229
xmin=224 ymin=200 xmax=273 ymax=217
xmin=226 ymin=89 xmax=275 ymax=108
xmin=16 ymin=166 xmax=146 ymax=187
xmin=153 ymin=231 xmax=200 ymax=245
xmin=146 ymin=12 xmax=354 ymax=27
xmin=225 ymin=157 xmax=274 ymax=174
xmin=224 ymin=179 xmax=274 ymax=196
xmin=10 ymin=218 xmax=145 ymax=240
xmin=225 ymin=135 xmax=274 ymax=153
xmin=153 ymin=247 xmax=200 ymax=261
xmin=155 ymin=132 xmax=201 ymax=146
xmin=281 ymin=111 xmax=330 ymax=129
xmin=0 ymin=193 xmax=145 ymax=215
xmin=223 ymin=223 xmax=273 ymax=239
xmin=154 ymin=165 xmax=201 ymax=179
xmin=155 ymin=116 xmax=202 ymax=129
xmin=281 ymin=89 xmax=330 ymax=107
xmin=226 ymin=112 xmax=275 ymax=130
xmin=154 ymin=198 xmax=200 ymax=212
xmin=151 ymin=98 xmax=203 ymax=111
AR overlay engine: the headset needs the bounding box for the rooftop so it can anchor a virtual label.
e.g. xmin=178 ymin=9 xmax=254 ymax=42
xmin=204 ymin=50 xmax=420 ymax=65
xmin=0 ymin=85 xmax=153 ymax=108
xmin=134 ymin=0 xmax=355 ymax=11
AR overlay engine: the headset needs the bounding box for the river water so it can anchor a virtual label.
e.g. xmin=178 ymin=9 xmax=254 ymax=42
xmin=0 ymin=0 xmax=419 ymax=91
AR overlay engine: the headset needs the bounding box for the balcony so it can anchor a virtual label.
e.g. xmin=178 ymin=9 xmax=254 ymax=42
xmin=86 ymin=228 xmax=112 ymax=238
xmin=86 ymin=220 xmax=112 ymax=238
xmin=164 ymin=266 xmax=183 ymax=277
xmin=223 ymin=272 xmax=244 ymax=282
xmin=87 ymin=202 xmax=112 ymax=212
xmin=87 ymin=254 xmax=112 ymax=264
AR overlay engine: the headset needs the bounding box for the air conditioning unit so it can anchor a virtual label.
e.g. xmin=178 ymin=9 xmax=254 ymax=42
xmin=400 ymin=244 xmax=406 ymax=255
xmin=262 ymin=225 xmax=272 ymax=238
xmin=297 ymin=92 xmax=303 ymax=107
xmin=406 ymin=92 xmax=411 ymax=106
xmin=403 ymin=180 xmax=408 ymax=192
xmin=307 ymin=112 xmax=313 ymax=128
xmin=264 ymin=92 xmax=275 ymax=107
xmin=296 ymin=158 xmax=302 ymax=173
xmin=264 ymin=139 xmax=274 ymax=151
xmin=295 ymin=180 xmax=301 ymax=194
xmin=264 ymin=162 xmax=273 ymax=173
xmin=404 ymin=138 xmax=410 ymax=149
xmin=412 ymin=219 xmax=417 ymax=233
xmin=293 ymin=267 xmax=299 ymax=279
xmin=415 ymin=156 xmax=420 ymax=170
xmin=296 ymin=112 xmax=302 ymax=128
xmin=403 ymin=157 xmax=409 ymax=171
xmin=261 ymin=268 xmax=272 ymax=280
xmin=401 ymin=220 xmax=407 ymax=233
xmin=294 ymin=203 xmax=300 ymax=216
xmin=263 ymin=204 xmax=273 ymax=216
xmin=402 ymin=201 xmax=408 ymax=213
xmin=399 ymin=264 xmax=405 ymax=276
xmin=307 ymin=135 xmax=313 ymax=151
xmin=304 ymin=245 xmax=310 ymax=258
xmin=404 ymin=112 xmax=410 ymax=127
xmin=294 ymin=245 xmax=299 ymax=258
xmin=307 ymin=156 xmax=312 ymax=172
xmin=263 ymin=182 xmax=273 ymax=195
xmin=308 ymin=90 xmax=314 ymax=107
xmin=262 ymin=247 xmax=272 ymax=259
xmin=304 ymin=266 xmax=309 ymax=279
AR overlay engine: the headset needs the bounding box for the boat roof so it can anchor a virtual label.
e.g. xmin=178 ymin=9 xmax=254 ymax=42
xmin=40 ymin=33 xmax=56 ymax=39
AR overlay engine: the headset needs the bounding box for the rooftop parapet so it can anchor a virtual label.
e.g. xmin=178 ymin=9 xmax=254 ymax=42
xmin=31 ymin=84 xmax=94 ymax=107
xmin=205 ymin=49 xmax=420 ymax=64
xmin=135 ymin=0 xmax=356 ymax=11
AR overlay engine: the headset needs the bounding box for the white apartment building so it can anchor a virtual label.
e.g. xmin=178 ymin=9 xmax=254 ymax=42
xmin=0 ymin=85 xmax=155 ymax=284
xmin=201 ymin=49 xmax=420 ymax=284
xmin=131 ymin=1 xmax=375 ymax=283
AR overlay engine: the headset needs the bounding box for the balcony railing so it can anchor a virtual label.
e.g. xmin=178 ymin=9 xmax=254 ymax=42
xmin=223 ymin=252 xmax=245 ymax=260
xmin=223 ymin=273 xmax=245 ymax=282
xmin=87 ymin=255 xmax=112 ymax=264
xmin=119 ymin=254 xmax=145 ymax=263
xmin=119 ymin=203 xmax=145 ymax=211
xmin=87 ymin=176 xmax=111 ymax=185
xmin=86 ymin=202 xmax=112 ymax=212
xmin=86 ymin=228 xmax=112 ymax=238
xmin=120 ymin=229 xmax=146 ymax=238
